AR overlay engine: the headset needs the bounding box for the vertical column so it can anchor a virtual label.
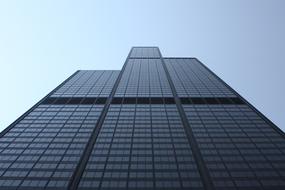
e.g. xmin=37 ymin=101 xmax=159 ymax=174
xmin=159 ymin=51 xmax=214 ymax=190
xmin=67 ymin=51 xmax=133 ymax=190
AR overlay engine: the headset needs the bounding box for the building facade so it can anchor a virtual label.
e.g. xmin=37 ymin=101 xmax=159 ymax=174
xmin=0 ymin=47 xmax=284 ymax=190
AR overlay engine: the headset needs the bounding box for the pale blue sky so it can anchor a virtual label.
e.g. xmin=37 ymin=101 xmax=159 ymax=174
xmin=0 ymin=0 xmax=284 ymax=132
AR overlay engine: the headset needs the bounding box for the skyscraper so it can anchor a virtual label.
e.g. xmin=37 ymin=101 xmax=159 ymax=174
xmin=0 ymin=47 xmax=284 ymax=190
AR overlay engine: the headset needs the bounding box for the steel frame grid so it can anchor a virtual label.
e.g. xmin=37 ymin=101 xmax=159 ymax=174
xmin=158 ymin=50 xmax=215 ymax=190
xmin=67 ymin=49 xmax=133 ymax=190
xmin=1 ymin=47 xmax=284 ymax=190
xmin=164 ymin=57 xmax=285 ymax=138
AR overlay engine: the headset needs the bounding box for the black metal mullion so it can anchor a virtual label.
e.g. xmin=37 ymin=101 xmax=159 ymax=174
xmin=126 ymin=102 xmax=136 ymax=189
xmin=163 ymin=100 xmax=183 ymax=188
xmin=67 ymin=49 xmax=133 ymax=190
xmin=98 ymin=103 xmax=123 ymax=189
xmin=17 ymin=102 xmax=77 ymax=188
xmin=159 ymin=51 xmax=214 ymax=190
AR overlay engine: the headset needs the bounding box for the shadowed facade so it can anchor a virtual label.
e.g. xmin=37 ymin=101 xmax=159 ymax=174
xmin=0 ymin=47 xmax=284 ymax=190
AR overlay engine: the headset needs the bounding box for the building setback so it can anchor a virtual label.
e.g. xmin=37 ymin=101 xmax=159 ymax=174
xmin=0 ymin=47 xmax=284 ymax=190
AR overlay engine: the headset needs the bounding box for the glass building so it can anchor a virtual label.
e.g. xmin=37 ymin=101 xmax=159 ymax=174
xmin=0 ymin=47 xmax=284 ymax=190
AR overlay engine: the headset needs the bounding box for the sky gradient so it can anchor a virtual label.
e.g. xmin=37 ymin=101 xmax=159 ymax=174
xmin=0 ymin=0 xmax=284 ymax=132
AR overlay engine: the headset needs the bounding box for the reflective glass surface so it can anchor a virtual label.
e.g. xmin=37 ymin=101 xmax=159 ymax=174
xmin=183 ymin=104 xmax=285 ymax=189
xmin=78 ymin=104 xmax=204 ymax=190
xmin=115 ymin=59 xmax=172 ymax=97
xmin=1 ymin=47 xmax=284 ymax=190
xmin=165 ymin=58 xmax=236 ymax=97
xmin=129 ymin=47 xmax=160 ymax=58
xmin=0 ymin=104 xmax=104 ymax=189
xmin=51 ymin=71 xmax=119 ymax=98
